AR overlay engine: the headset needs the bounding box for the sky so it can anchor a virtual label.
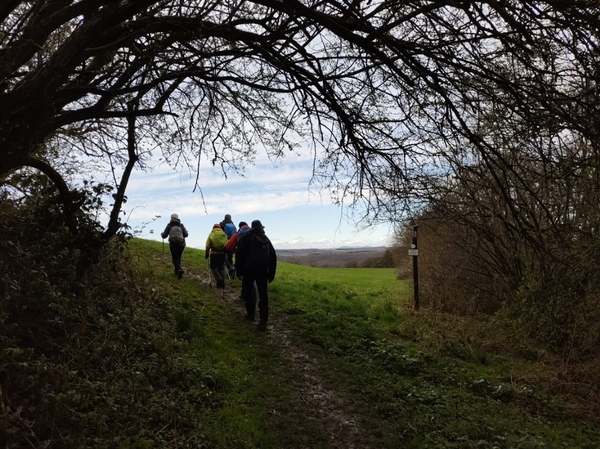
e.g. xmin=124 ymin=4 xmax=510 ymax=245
xmin=117 ymin=151 xmax=396 ymax=250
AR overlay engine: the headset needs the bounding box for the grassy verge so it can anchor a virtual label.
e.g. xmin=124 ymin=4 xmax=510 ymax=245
xmin=129 ymin=238 xmax=281 ymax=448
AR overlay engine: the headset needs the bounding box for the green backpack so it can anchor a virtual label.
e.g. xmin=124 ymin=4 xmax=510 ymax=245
xmin=211 ymin=230 xmax=228 ymax=251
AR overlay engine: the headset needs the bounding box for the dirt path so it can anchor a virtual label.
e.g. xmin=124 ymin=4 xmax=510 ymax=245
xmin=202 ymin=278 xmax=371 ymax=449
xmin=265 ymin=322 xmax=367 ymax=449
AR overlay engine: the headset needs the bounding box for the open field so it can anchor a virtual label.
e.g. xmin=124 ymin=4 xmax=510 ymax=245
xmin=276 ymin=246 xmax=390 ymax=267
xmin=139 ymin=239 xmax=599 ymax=448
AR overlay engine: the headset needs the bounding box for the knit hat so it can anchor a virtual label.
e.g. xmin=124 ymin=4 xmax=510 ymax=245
xmin=251 ymin=220 xmax=264 ymax=230
xmin=171 ymin=213 xmax=179 ymax=220
xmin=213 ymin=223 xmax=222 ymax=229
xmin=238 ymin=221 xmax=248 ymax=228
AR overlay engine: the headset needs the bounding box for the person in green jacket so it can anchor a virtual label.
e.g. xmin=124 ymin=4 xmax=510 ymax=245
xmin=205 ymin=223 xmax=228 ymax=288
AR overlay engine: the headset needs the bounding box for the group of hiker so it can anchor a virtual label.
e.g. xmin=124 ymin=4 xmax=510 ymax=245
xmin=160 ymin=213 xmax=277 ymax=331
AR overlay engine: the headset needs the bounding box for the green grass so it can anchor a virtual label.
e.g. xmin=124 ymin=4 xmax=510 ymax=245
xmin=128 ymin=238 xmax=600 ymax=449
xmin=270 ymin=266 xmax=599 ymax=448
xmin=128 ymin=239 xmax=280 ymax=447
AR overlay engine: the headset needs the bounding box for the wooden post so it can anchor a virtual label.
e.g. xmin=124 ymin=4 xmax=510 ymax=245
xmin=411 ymin=225 xmax=419 ymax=310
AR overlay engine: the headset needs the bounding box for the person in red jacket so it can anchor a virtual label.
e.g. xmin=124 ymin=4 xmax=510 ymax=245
xmin=226 ymin=221 xmax=251 ymax=299
xmin=225 ymin=221 xmax=250 ymax=270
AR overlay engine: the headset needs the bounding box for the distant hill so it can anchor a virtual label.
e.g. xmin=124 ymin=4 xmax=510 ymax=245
xmin=276 ymin=246 xmax=389 ymax=267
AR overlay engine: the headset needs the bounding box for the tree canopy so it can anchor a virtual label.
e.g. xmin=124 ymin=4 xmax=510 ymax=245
xmin=1 ymin=1 xmax=599 ymax=232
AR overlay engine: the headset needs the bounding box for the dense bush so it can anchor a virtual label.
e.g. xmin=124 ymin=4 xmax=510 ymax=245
xmin=345 ymin=248 xmax=403 ymax=269
xmin=0 ymin=191 xmax=207 ymax=447
xmin=397 ymin=126 xmax=600 ymax=360
xmin=404 ymin=208 xmax=600 ymax=360
xmin=406 ymin=212 xmax=510 ymax=315
xmin=502 ymin=250 xmax=600 ymax=359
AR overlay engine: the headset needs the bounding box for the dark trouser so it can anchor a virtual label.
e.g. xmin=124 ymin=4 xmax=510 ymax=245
xmin=242 ymin=270 xmax=269 ymax=322
xmin=170 ymin=244 xmax=185 ymax=273
xmin=209 ymin=252 xmax=226 ymax=281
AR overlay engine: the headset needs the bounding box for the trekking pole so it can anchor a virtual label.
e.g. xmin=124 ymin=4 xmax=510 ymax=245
xmin=207 ymin=254 xmax=213 ymax=288
xmin=222 ymin=273 xmax=225 ymax=300
xmin=162 ymin=238 xmax=164 ymax=255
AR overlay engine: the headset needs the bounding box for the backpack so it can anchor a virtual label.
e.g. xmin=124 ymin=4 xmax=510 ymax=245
xmin=248 ymin=234 xmax=271 ymax=268
xmin=168 ymin=224 xmax=184 ymax=244
xmin=211 ymin=229 xmax=228 ymax=251
xmin=223 ymin=222 xmax=236 ymax=239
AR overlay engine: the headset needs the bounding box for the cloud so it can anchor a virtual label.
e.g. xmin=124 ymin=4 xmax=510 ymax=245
xmin=93 ymin=148 xmax=393 ymax=249
xmin=122 ymin=189 xmax=333 ymax=223
xmin=122 ymin=161 xmax=333 ymax=222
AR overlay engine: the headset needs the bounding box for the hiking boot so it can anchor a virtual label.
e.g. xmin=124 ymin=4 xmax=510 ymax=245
xmin=245 ymin=313 xmax=255 ymax=321
xmin=217 ymin=279 xmax=225 ymax=288
xmin=177 ymin=269 xmax=184 ymax=279
xmin=258 ymin=320 xmax=267 ymax=331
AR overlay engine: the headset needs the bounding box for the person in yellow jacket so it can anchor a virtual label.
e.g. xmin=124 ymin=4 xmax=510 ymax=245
xmin=205 ymin=223 xmax=228 ymax=288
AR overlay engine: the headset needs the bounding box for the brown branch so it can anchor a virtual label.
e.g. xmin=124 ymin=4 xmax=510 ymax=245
xmin=103 ymin=101 xmax=139 ymax=240
xmin=23 ymin=155 xmax=78 ymax=234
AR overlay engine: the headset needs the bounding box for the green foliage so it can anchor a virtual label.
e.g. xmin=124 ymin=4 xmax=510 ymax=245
xmin=174 ymin=308 xmax=204 ymax=341
xmin=501 ymin=272 xmax=600 ymax=359
xmin=0 ymin=194 xmax=212 ymax=447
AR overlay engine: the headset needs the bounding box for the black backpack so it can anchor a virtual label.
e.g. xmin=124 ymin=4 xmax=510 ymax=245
xmin=248 ymin=234 xmax=271 ymax=268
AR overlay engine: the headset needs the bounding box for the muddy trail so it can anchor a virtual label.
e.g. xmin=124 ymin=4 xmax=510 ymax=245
xmin=201 ymin=276 xmax=375 ymax=449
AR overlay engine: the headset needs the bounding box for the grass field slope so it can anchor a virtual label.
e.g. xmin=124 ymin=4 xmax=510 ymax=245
xmin=4 ymin=237 xmax=597 ymax=448
xmin=126 ymin=238 xmax=599 ymax=448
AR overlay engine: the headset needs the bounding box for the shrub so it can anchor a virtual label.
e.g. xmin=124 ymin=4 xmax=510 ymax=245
xmin=0 ymin=190 xmax=207 ymax=447
xmin=502 ymin=260 xmax=600 ymax=359
xmin=400 ymin=208 xmax=600 ymax=359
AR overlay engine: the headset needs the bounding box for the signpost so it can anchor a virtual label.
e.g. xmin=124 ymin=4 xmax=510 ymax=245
xmin=409 ymin=225 xmax=419 ymax=310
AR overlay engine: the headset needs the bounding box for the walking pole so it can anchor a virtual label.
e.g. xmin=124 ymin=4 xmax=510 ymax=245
xmin=222 ymin=266 xmax=226 ymax=301
xmin=207 ymin=253 xmax=213 ymax=289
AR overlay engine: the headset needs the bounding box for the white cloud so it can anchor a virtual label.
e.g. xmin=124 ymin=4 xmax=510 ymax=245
xmin=95 ymin=148 xmax=393 ymax=249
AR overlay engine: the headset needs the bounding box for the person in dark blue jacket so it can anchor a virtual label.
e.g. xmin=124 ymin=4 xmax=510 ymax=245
xmin=220 ymin=214 xmax=237 ymax=277
xmin=235 ymin=220 xmax=277 ymax=331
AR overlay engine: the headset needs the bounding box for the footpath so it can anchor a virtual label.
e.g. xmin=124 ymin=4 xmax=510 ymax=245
xmin=202 ymin=278 xmax=373 ymax=449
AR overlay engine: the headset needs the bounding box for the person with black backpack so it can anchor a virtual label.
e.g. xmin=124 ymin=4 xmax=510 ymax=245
xmin=161 ymin=213 xmax=189 ymax=279
xmin=235 ymin=220 xmax=277 ymax=331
